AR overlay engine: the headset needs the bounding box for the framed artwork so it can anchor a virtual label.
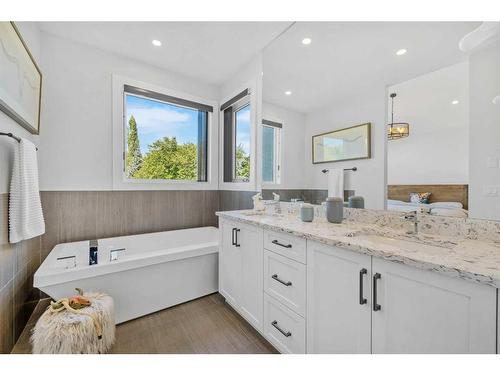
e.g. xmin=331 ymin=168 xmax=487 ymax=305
xmin=0 ymin=22 xmax=42 ymax=134
xmin=312 ymin=122 xmax=371 ymax=164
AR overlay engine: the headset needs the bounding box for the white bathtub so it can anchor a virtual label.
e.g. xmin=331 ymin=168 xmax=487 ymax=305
xmin=34 ymin=227 xmax=219 ymax=323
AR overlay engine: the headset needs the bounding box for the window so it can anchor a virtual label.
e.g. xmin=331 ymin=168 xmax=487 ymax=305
xmin=234 ymin=104 xmax=251 ymax=181
xmin=222 ymin=89 xmax=251 ymax=183
xmin=262 ymin=119 xmax=282 ymax=184
xmin=123 ymin=85 xmax=212 ymax=182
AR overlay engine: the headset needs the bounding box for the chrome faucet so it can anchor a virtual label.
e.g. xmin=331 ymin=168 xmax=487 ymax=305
xmin=401 ymin=210 xmax=419 ymax=235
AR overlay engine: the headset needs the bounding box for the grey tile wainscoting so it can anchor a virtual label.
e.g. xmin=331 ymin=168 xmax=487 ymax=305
xmin=0 ymin=194 xmax=42 ymax=354
xmin=40 ymin=190 xmax=220 ymax=261
xmin=262 ymin=189 xmax=355 ymax=204
xmin=219 ymin=190 xmax=257 ymax=211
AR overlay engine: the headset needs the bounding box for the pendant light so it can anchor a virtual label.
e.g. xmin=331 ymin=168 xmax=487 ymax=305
xmin=387 ymin=93 xmax=409 ymax=140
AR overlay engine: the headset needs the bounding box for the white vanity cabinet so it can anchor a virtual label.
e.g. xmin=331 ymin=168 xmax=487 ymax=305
xmin=218 ymin=216 xmax=498 ymax=354
xmin=262 ymin=230 xmax=307 ymax=353
xmin=306 ymin=241 xmax=497 ymax=354
xmin=306 ymin=242 xmax=372 ymax=353
xmin=219 ymin=219 xmax=264 ymax=333
xmin=371 ymin=257 xmax=497 ymax=354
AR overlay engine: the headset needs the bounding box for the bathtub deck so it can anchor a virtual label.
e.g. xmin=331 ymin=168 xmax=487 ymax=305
xmin=11 ymin=293 xmax=277 ymax=354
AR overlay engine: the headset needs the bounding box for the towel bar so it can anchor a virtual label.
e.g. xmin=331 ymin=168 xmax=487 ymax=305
xmin=322 ymin=167 xmax=357 ymax=173
xmin=0 ymin=131 xmax=38 ymax=150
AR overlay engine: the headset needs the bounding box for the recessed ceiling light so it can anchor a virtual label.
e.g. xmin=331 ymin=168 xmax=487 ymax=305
xmin=152 ymin=39 xmax=162 ymax=47
xmin=302 ymin=37 xmax=312 ymax=45
xmin=396 ymin=48 xmax=407 ymax=56
xmin=452 ymin=100 xmax=459 ymax=105
xmin=284 ymin=91 xmax=292 ymax=96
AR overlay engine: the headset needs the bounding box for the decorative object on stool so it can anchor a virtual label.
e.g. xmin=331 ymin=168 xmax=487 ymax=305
xmin=31 ymin=289 xmax=115 ymax=354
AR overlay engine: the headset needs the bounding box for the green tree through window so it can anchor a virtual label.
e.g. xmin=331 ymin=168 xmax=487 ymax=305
xmin=133 ymin=137 xmax=197 ymax=180
xmin=125 ymin=115 xmax=142 ymax=177
xmin=235 ymin=144 xmax=250 ymax=180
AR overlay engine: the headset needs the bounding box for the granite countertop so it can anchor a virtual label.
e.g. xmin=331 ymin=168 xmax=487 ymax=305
xmin=216 ymin=210 xmax=500 ymax=288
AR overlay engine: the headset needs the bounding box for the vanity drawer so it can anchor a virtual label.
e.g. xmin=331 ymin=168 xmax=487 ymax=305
xmin=264 ymin=250 xmax=306 ymax=316
xmin=263 ymin=294 xmax=306 ymax=354
xmin=264 ymin=230 xmax=306 ymax=264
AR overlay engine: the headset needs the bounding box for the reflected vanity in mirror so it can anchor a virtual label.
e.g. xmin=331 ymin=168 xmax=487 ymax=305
xmin=260 ymin=21 xmax=499 ymax=220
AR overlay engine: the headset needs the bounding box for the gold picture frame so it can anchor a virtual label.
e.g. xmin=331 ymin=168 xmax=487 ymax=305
xmin=0 ymin=22 xmax=42 ymax=134
xmin=312 ymin=122 xmax=371 ymax=164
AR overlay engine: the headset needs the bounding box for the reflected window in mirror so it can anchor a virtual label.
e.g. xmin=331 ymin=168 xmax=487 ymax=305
xmin=262 ymin=119 xmax=282 ymax=184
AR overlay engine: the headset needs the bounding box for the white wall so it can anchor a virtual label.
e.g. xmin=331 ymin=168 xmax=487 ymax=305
xmin=38 ymin=33 xmax=219 ymax=191
xmin=387 ymin=62 xmax=469 ymax=185
xmin=0 ymin=22 xmax=41 ymax=194
xmin=262 ymin=102 xmax=306 ymax=189
xmin=304 ymin=88 xmax=387 ymax=210
xmin=469 ymin=39 xmax=500 ymax=220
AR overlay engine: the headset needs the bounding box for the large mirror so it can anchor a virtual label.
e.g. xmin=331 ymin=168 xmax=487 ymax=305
xmin=261 ymin=22 xmax=500 ymax=220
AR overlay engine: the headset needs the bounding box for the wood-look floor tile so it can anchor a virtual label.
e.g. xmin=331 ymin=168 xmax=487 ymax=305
xmin=110 ymin=315 xmax=159 ymax=354
xmin=11 ymin=294 xmax=277 ymax=354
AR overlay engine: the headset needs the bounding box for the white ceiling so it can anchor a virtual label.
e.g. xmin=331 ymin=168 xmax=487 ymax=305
xmin=263 ymin=22 xmax=480 ymax=114
xmin=38 ymin=22 xmax=292 ymax=86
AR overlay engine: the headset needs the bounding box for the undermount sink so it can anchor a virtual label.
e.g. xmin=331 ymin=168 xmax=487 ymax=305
xmin=349 ymin=224 xmax=460 ymax=249
xmin=241 ymin=210 xmax=284 ymax=218
xmin=355 ymin=234 xmax=448 ymax=253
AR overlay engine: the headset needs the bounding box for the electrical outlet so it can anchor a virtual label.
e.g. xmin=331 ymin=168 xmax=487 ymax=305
xmin=483 ymin=186 xmax=500 ymax=197
xmin=487 ymin=156 xmax=498 ymax=168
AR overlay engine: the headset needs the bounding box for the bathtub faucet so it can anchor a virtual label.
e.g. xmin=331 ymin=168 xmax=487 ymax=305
xmin=89 ymin=239 xmax=98 ymax=265
xmin=110 ymin=248 xmax=126 ymax=262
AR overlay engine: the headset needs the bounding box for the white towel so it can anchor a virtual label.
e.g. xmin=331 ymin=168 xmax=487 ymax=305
xmin=9 ymin=138 xmax=45 ymax=243
xmin=327 ymin=168 xmax=344 ymax=199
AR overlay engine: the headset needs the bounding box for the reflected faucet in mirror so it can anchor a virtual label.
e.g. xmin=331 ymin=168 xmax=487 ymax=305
xmin=401 ymin=211 xmax=419 ymax=235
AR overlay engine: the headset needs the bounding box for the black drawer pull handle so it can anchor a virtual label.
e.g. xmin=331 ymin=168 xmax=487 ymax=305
xmin=235 ymin=228 xmax=241 ymax=247
xmin=272 ymin=239 xmax=292 ymax=248
xmin=359 ymin=268 xmax=367 ymax=305
xmin=272 ymin=274 xmax=292 ymax=286
xmin=373 ymin=273 xmax=381 ymax=311
xmin=271 ymin=320 xmax=292 ymax=337
xmin=231 ymin=228 xmax=236 ymax=246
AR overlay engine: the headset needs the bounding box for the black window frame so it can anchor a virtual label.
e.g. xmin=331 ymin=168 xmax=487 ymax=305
xmin=123 ymin=85 xmax=212 ymax=182
xmin=221 ymin=89 xmax=251 ymax=183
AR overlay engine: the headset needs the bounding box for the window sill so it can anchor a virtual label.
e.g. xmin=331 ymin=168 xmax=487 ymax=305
xmin=112 ymin=178 xmax=218 ymax=191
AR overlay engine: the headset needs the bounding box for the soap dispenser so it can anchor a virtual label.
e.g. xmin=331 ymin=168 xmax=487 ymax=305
xmin=252 ymin=193 xmax=265 ymax=212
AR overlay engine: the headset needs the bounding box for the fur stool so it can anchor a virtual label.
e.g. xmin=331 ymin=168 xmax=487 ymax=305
xmin=31 ymin=292 xmax=115 ymax=354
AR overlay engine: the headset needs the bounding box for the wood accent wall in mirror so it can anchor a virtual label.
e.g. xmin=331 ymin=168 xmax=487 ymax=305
xmin=312 ymin=123 xmax=371 ymax=164
xmin=388 ymin=185 xmax=469 ymax=210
